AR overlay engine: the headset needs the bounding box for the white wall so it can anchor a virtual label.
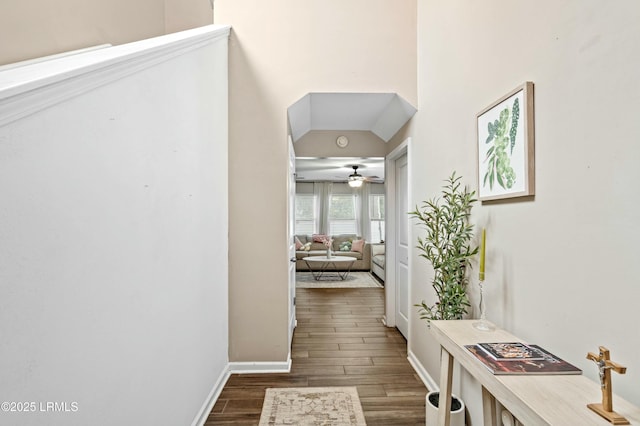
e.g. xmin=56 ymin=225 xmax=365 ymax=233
xmin=0 ymin=26 xmax=230 ymax=426
xmin=410 ymin=1 xmax=640 ymax=423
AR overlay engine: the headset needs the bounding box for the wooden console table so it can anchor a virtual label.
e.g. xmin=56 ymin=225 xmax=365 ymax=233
xmin=430 ymin=320 xmax=640 ymax=425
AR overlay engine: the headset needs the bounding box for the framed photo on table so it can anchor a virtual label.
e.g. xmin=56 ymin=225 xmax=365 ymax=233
xmin=476 ymin=82 xmax=535 ymax=201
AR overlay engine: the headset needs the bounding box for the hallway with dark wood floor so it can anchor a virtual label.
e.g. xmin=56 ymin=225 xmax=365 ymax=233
xmin=206 ymin=287 xmax=427 ymax=425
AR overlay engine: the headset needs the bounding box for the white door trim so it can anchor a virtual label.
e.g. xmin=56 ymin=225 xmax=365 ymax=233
xmin=384 ymin=138 xmax=411 ymax=330
xmin=287 ymin=136 xmax=297 ymax=352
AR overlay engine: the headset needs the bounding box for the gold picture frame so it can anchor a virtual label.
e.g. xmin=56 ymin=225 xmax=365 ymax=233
xmin=476 ymin=82 xmax=535 ymax=201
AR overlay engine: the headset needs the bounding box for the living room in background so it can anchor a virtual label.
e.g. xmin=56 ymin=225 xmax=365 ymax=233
xmin=295 ymin=182 xmax=384 ymax=239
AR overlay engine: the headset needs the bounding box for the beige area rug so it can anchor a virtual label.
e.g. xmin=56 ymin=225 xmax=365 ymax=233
xmin=259 ymin=387 xmax=367 ymax=426
xmin=296 ymin=272 xmax=382 ymax=288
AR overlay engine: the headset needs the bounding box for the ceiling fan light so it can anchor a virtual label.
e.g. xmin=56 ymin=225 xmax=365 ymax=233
xmin=348 ymin=178 xmax=364 ymax=188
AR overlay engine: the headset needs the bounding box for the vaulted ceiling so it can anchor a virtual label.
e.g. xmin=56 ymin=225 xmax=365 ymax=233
xmin=288 ymin=92 xmax=416 ymax=143
xmin=289 ymin=92 xmax=415 ymax=183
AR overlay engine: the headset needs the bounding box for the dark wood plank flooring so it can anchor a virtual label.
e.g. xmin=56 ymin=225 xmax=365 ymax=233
xmin=205 ymin=287 xmax=427 ymax=425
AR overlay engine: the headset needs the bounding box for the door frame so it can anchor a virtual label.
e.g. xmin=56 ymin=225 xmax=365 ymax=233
xmin=287 ymin=135 xmax=297 ymax=349
xmin=383 ymin=138 xmax=411 ymax=330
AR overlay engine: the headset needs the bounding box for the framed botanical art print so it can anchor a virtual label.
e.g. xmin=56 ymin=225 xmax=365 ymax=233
xmin=477 ymin=82 xmax=534 ymax=201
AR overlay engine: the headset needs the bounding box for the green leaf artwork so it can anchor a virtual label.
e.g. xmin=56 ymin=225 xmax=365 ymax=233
xmin=509 ymin=98 xmax=520 ymax=154
xmin=483 ymin=97 xmax=519 ymax=190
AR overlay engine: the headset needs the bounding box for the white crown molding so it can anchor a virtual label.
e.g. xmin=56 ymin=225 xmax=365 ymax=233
xmin=0 ymin=25 xmax=230 ymax=127
xmin=0 ymin=44 xmax=112 ymax=72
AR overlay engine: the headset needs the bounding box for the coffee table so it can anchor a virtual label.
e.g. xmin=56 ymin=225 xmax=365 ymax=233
xmin=302 ymin=255 xmax=357 ymax=281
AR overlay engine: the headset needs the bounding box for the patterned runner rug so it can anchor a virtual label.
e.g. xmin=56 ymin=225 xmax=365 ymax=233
xmin=296 ymin=272 xmax=382 ymax=288
xmin=258 ymin=387 xmax=367 ymax=426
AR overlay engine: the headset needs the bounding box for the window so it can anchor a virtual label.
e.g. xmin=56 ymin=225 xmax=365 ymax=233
xmin=295 ymin=194 xmax=316 ymax=235
xmin=328 ymin=194 xmax=357 ymax=234
xmin=370 ymin=194 xmax=385 ymax=242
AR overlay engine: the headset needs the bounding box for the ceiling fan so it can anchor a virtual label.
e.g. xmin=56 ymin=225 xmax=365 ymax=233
xmin=346 ymin=165 xmax=380 ymax=188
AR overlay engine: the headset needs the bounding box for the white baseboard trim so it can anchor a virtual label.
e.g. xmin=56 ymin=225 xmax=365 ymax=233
xmin=407 ymin=350 xmax=439 ymax=392
xmin=191 ymin=355 xmax=292 ymax=425
xmin=191 ymin=364 xmax=231 ymax=426
xmin=228 ymin=357 xmax=292 ymax=374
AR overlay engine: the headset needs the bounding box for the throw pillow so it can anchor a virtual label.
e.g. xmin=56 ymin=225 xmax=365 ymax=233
xmin=339 ymin=241 xmax=352 ymax=251
xmin=351 ymin=239 xmax=365 ymax=253
xmin=295 ymin=236 xmax=303 ymax=250
xmin=302 ymin=242 xmax=312 ymax=251
xmin=312 ymin=234 xmax=328 ymax=243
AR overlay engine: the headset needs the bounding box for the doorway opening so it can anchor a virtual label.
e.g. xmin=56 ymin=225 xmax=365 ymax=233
xmin=293 ymin=154 xmax=386 ymax=283
xmin=286 ymin=92 xmax=416 ymax=349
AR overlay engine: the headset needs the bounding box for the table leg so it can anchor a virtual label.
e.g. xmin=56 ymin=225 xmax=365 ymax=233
xmin=307 ymin=261 xmax=339 ymax=281
xmin=304 ymin=259 xmax=321 ymax=281
xmin=303 ymin=260 xmax=356 ymax=281
xmin=319 ymin=262 xmax=330 ymax=280
xmin=482 ymin=386 xmax=497 ymax=426
xmin=438 ymin=347 xmax=454 ymax=426
xmin=337 ymin=260 xmax=355 ymax=280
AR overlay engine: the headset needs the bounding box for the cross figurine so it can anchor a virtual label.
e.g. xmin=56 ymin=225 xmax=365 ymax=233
xmin=586 ymin=346 xmax=629 ymax=425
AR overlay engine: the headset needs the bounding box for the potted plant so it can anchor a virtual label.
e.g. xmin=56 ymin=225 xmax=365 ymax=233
xmin=410 ymin=171 xmax=478 ymax=321
xmin=410 ymin=171 xmax=478 ymax=426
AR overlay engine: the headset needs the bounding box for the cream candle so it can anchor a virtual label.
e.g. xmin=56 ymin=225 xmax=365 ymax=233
xmin=479 ymin=228 xmax=486 ymax=281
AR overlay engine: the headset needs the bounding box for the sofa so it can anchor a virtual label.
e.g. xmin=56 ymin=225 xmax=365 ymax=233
xmin=295 ymin=234 xmax=371 ymax=271
xmin=371 ymin=243 xmax=385 ymax=281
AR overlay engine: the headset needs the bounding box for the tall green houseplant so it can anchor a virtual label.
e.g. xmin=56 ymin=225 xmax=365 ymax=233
xmin=410 ymin=172 xmax=478 ymax=321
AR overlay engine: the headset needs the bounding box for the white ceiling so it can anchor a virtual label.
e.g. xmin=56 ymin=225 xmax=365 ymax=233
xmin=289 ymin=92 xmax=415 ymax=183
xmin=295 ymin=157 xmax=384 ymax=182
xmin=288 ymin=92 xmax=416 ymax=142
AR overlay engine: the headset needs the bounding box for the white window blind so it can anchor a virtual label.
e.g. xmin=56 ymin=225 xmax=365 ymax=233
xmin=329 ymin=194 xmax=357 ymax=234
xmin=369 ymin=194 xmax=385 ymax=242
xmin=295 ymin=194 xmax=316 ymax=235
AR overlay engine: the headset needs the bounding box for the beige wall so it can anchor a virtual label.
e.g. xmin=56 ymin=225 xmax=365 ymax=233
xmin=295 ymin=130 xmax=388 ymax=158
xmin=165 ymin=0 xmax=213 ymax=35
xmin=409 ymin=0 xmax=640 ymax=420
xmin=0 ymin=0 xmax=212 ymax=65
xmin=386 ymin=120 xmax=414 ymax=154
xmin=215 ymin=0 xmax=417 ymax=362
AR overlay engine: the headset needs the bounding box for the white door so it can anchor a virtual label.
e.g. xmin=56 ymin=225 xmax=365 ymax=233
xmin=287 ymin=137 xmax=297 ymax=347
xmin=395 ymin=153 xmax=409 ymax=337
